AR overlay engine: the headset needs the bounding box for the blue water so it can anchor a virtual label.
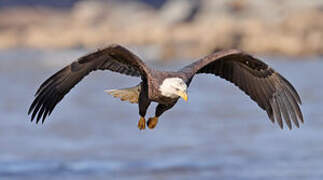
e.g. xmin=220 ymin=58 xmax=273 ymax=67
xmin=0 ymin=49 xmax=322 ymax=180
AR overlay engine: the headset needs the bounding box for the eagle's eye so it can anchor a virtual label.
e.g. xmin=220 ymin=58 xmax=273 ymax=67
xmin=175 ymin=88 xmax=180 ymax=91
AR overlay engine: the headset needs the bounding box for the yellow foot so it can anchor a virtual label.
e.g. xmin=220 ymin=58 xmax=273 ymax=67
xmin=147 ymin=117 xmax=159 ymax=129
xmin=138 ymin=116 xmax=146 ymax=130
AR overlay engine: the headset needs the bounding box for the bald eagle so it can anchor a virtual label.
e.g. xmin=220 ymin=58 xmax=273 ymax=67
xmin=28 ymin=44 xmax=303 ymax=130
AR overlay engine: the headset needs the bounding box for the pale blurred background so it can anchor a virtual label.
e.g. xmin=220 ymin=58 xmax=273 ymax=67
xmin=0 ymin=0 xmax=323 ymax=180
xmin=1 ymin=0 xmax=323 ymax=59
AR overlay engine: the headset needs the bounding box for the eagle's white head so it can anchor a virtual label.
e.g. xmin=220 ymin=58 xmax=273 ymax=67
xmin=159 ymin=77 xmax=188 ymax=101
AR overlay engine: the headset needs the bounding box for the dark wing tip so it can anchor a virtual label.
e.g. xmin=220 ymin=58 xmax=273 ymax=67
xmin=267 ymin=72 xmax=303 ymax=130
xmin=277 ymin=73 xmax=302 ymax=105
xmin=29 ymin=67 xmax=68 ymax=124
xmin=29 ymin=89 xmax=62 ymax=124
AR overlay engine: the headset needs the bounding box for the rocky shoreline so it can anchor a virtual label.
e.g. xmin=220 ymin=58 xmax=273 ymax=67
xmin=1 ymin=0 xmax=323 ymax=59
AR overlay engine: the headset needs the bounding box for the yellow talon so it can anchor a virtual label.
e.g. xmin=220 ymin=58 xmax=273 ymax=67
xmin=138 ymin=116 xmax=146 ymax=130
xmin=147 ymin=117 xmax=159 ymax=129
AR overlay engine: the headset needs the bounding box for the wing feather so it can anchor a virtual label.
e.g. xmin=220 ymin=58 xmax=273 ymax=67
xmin=271 ymin=97 xmax=283 ymax=129
xmin=180 ymin=50 xmax=303 ymax=129
xmin=28 ymin=44 xmax=150 ymax=123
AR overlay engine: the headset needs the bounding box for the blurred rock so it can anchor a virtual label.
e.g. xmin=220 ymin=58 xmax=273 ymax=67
xmin=159 ymin=0 xmax=200 ymax=24
xmin=0 ymin=0 xmax=322 ymax=59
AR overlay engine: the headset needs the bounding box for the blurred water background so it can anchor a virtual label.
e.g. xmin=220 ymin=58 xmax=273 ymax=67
xmin=1 ymin=0 xmax=323 ymax=180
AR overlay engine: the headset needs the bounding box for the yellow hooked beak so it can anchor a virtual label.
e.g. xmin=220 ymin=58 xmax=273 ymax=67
xmin=177 ymin=91 xmax=188 ymax=102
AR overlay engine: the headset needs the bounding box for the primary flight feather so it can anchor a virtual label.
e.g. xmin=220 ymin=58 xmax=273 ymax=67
xmin=28 ymin=44 xmax=303 ymax=130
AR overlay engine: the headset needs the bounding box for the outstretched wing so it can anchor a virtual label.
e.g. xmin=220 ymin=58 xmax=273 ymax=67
xmin=180 ymin=49 xmax=303 ymax=130
xmin=28 ymin=44 xmax=151 ymax=124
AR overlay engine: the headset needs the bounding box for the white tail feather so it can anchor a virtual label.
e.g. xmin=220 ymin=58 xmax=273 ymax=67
xmin=105 ymin=84 xmax=141 ymax=104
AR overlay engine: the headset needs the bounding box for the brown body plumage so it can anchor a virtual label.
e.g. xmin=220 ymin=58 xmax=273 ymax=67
xmin=28 ymin=44 xmax=303 ymax=130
